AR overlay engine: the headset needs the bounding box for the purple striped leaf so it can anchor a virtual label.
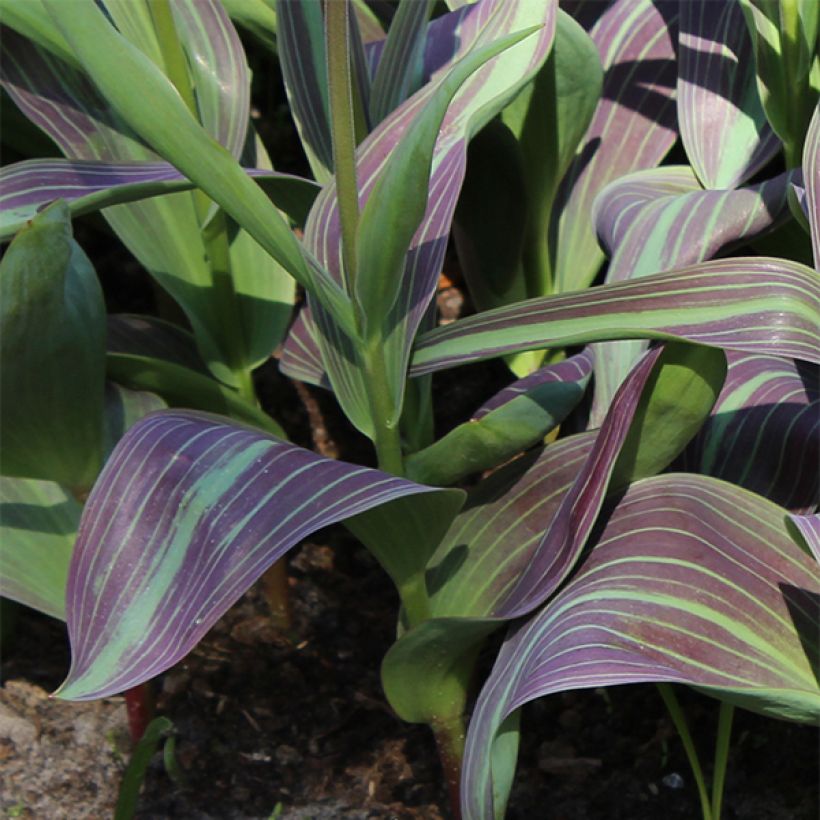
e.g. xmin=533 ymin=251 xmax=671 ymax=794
xmin=305 ymin=0 xmax=557 ymax=437
xmin=805 ymin=103 xmax=820 ymax=268
xmin=679 ymin=352 xmax=819 ymax=513
xmin=551 ymin=0 xmax=679 ymax=293
xmin=277 ymin=305 xmax=331 ymax=389
xmin=56 ymin=410 xmax=453 ymax=701
xmin=473 ymin=349 xmax=593 ymax=418
xmin=383 ymin=341 xmax=724 ymax=725
xmin=453 ymin=8 xmax=601 ymax=349
xmin=411 ymin=258 xmax=820 ymax=375
xmin=0 ymin=159 xmax=320 ymax=242
xmin=275 ymin=0 xmax=335 ymax=183
xmin=426 ymin=343 xmax=723 ymax=620
xmin=0 ymin=381 xmax=166 ymax=623
xmin=677 ymin=0 xmax=779 ymax=189
xmin=368 ymin=0 xmax=432 ymax=124
xmin=588 ymin=167 xmax=793 ymax=423
xmin=789 ymin=514 xmax=820 ymax=563
xmin=404 ymin=351 xmax=593 ymax=487
xmin=462 ymin=474 xmax=820 ymax=819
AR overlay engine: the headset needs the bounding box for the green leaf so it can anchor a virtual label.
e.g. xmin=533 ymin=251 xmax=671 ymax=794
xmin=345 ymin=489 xmax=466 ymax=626
xmin=405 ymin=380 xmax=587 ymax=487
xmin=382 ymin=617 xmax=494 ymax=724
xmin=0 ymin=201 xmax=105 ymax=491
xmin=221 ymin=0 xmax=278 ymax=54
xmin=503 ymin=8 xmax=603 ymax=299
xmin=106 ymin=353 xmax=284 ymax=437
xmin=114 ymin=717 xmax=174 ymax=820
xmin=0 ymin=476 xmax=79 ymax=621
xmin=0 ymin=0 xmax=77 ymax=65
xmin=609 ymin=343 xmax=727 ymax=491
xmin=739 ymin=0 xmax=820 ymax=165
xmin=42 ymin=0 xmax=355 ymax=337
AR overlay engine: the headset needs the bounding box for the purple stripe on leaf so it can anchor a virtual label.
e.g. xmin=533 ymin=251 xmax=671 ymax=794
xmin=462 ymin=474 xmax=820 ymax=819
xmin=59 ymin=410 xmax=439 ymax=701
xmin=473 ymin=349 xmax=593 ymax=419
xmin=677 ymin=0 xmax=780 ymax=189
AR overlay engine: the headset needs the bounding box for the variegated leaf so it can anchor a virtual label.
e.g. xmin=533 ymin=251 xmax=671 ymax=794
xmin=805 ymin=103 xmax=820 ymax=268
xmin=551 ymin=0 xmax=678 ymax=293
xmin=306 ymin=0 xmax=557 ymax=437
xmin=680 ymin=352 xmax=819 ymax=513
xmin=677 ymin=0 xmax=779 ymax=189
xmin=0 ymin=158 xmax=320 ymax=242
xmin=463 ymin=474 xmax=820 ymax=819
xmin=588 ymin=167 xmax=793 ymax=423
xmin=57 ymin=410 xmax=451 ymax=700
xmin=411 ymin=258 xmax=820 ymax=375
xmin=405 ymin=351 xmax=593 ymax=487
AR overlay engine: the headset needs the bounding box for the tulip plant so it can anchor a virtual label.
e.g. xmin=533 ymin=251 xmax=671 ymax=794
xmin=0 ymin=1 xmax=818 ymax=818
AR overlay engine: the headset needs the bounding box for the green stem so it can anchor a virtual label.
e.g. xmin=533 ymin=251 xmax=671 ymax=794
xmin=326 ymin=0 xmax=360 ymax=295
xmin=657 ymin=684 xmax=712 ymax=820
xmin=398 ymin=571 xmax=431 ymax=627
xmin=363 ymin=339 xmax=404 ymax=475
xmin=711 ymin=702 xmax=734 ymax=820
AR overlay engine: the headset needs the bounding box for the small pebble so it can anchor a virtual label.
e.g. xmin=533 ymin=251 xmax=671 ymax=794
xmin=662 ymin=772 xmax=685 ymax=790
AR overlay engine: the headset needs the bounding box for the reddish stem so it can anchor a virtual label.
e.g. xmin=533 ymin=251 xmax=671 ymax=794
xmin=124 ymin=682 xmax=155 ymax=745
xmin=432 ymin=719 xmax=466 ymax=820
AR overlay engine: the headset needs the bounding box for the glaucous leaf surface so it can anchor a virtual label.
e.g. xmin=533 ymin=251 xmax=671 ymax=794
xmin=551 ymin=0 xmax=678 ymax=293
xmin=462 ymin=475 xmax=820 ymax=820
xmin=411 ymin=258 xmax=820 ymax=375
xmin=677 ymin=0 xmax=779 ymax=189
xmin=0 ymin=202 xmax=105 ymax=491
xmin=58 ymin=410 xmax=452 ymax=700
xmin=0 ymin=477 xmax=80 ymax=621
